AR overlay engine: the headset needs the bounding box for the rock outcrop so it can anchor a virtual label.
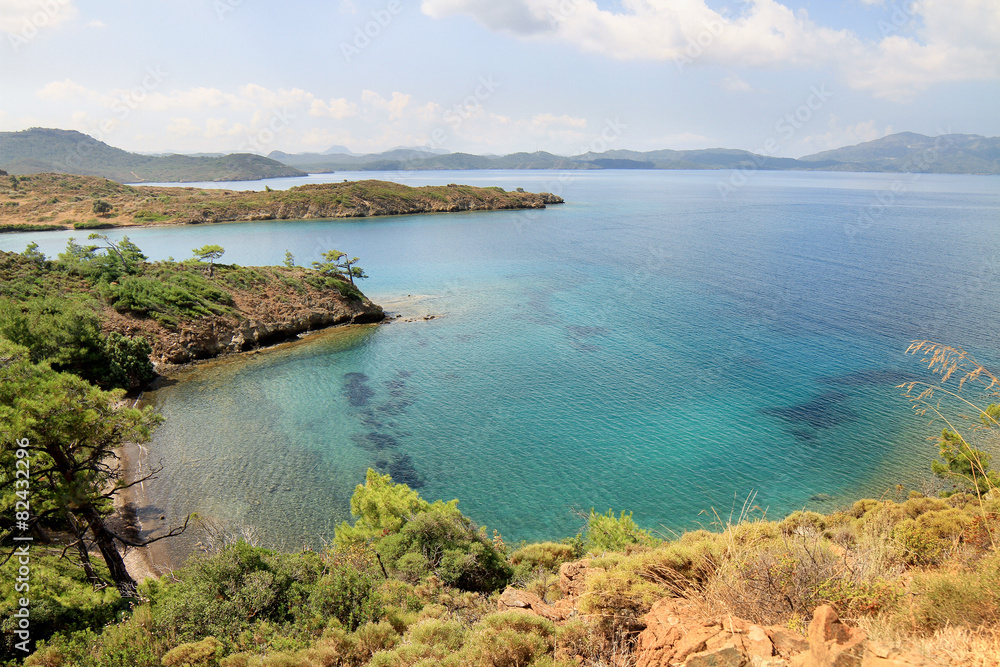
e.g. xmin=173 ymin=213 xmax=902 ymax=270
xmin=498 ymin=559 xmax=934 ymax=667
xmin=102 ymin=272 xmax=385 ymax=366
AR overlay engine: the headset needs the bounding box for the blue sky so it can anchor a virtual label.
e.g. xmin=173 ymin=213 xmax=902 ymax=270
xmin=1 ymin=0 xmax=997 ymax=157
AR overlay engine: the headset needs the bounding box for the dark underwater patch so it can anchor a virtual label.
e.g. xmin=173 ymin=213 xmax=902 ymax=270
xmin=344 ymin=372 xmax=375 ymax=407
xmin=761 ymin=391 xmax=858 ymax=431
xmin=374 ymin=452 xmax=424 ymax=488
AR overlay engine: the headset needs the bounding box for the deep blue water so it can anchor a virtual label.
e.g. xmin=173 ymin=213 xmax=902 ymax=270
xmin=4 ymin=169 xmax=1000 ymax=551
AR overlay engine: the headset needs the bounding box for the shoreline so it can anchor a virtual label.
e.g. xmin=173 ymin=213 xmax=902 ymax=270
xmin=113 ymin=303 xmax=438 ymax=579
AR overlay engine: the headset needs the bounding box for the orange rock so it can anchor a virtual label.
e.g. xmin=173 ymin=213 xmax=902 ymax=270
xmin=497 ymin=587 xmax=567 ymax=622
xmin=558 ymin=559 xmax=591 ymax=597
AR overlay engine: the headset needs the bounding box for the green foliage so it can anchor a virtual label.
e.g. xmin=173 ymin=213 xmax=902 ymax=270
xmin=0 ymin=295 xmax=106 ymax=378
xmin=283 ymin=250 xmax=295 ymax=268
xmin=92 ymin=199 xmax=112 ymax=215
xmin=312 ymin=249 xmax=367 ymax=285
xmin=161 ymin=636 xmax=223 ymax=666
xmin=193 ymin=244 xmax=226 ymax=264
xmin=584 ymin=509 xmax=657 ymax=552
xmin=148 ymin=542 xmax=325 ymax=646
xmin=102 ymin=331 xmax=155 ymax=390
xmin=107 ymin=270 xmax=234 ymax=328
xmin=378 ymin=505 xmax=514 ymax=592
xmin=509 ymin=542 xmax=577 ymax=573
xmin=336 ymin=470 xmax=512 ymax=593
xmin=931 ymin=428 xmax=1000 ymax=495
xmin=74 ymin=219 xmax=118 ymax=229
xmin=908 ymin=552 xmax=1000 ymax=629
xmin=462 ymin=612 xmax=554 ymax=666
xmin=0 ymin=553 xmax=126 ymax=661
xmin=335 ymin=469 xmax=433 ymax=550
xmin=0 ymin=223 xmax=64 ymax=233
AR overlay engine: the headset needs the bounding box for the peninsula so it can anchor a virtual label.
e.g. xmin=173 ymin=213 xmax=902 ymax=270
xmin=0 ymin=173 xmax=564 ymax=231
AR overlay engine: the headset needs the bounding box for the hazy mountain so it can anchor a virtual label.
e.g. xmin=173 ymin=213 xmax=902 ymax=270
xmin=268 ymin=133 xmax=995 ymax=174
xmin=0 ymin=128 xmax=306 ymax=182
xmin=798 ymin=132 xmax=1000 ymax=174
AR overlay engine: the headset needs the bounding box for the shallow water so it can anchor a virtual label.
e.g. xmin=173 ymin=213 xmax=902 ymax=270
xmin=5 ymin=169 xmax=1000 ymax=551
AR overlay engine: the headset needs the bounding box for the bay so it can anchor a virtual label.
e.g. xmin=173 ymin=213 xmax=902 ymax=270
xmin=4 ymin=169 xmax=999 ymax=552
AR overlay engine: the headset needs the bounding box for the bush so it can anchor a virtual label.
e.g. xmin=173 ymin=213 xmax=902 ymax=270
xmin=74 ymin=219 xmax=118 ymax=230
xmin=305 ymin=561 xmax=383 ymax=632
xmin=509 ymin=542 xmax=577 ymax=573
xmin=461 ymin=612 xmax=554 ymax=667
xmin=378 ymin=505 xmax=513 ymax=593
xmin=584 ymin=509 xmax=657 ymax=552
xmin=149 ymin=543 xmax=324 ymax=645
xmin=162 ymin=636 xmax=223 ymax=666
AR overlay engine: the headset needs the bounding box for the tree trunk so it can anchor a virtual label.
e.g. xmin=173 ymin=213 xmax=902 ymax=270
xmin=80 ymin=505 xmax=138 ymax=598
xmin=67 ymin=512 xmax=108 ymax=589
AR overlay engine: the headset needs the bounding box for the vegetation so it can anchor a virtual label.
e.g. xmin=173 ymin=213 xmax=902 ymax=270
xmin=0 ymin=339 xmax=183 ymax=603
xmin=0 ymin=173 xmax=563 ymax=230
xmin=312 ymin=249 xmax=367 ymax=285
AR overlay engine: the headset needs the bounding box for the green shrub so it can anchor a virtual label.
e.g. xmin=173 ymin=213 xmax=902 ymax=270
xmin=509 ymin=542 xmax=577 ymax=573
xmin=378 ymin=505 xmax=513 ymax=592
xmin=461 ymin=612 xmax=554 ymax=667
xmin=162 ymin=636 xmax=223 ymax=666
xmin=584 ymin=509 xmax=657 ymax=552
xmin=73 ymin=219 xmax=118 ymax=230
xmin=149 ymin=543 xmax=324 ymax=645
xmin=305 ymin=560 xmax=383 ymax=631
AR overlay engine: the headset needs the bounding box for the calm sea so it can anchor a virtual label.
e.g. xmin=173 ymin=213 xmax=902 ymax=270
xmin=4 ymin=169 xmax=1000 ymax=553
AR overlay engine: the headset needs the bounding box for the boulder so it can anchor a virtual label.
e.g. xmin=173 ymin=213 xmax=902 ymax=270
xmin=558 ymin=559 xmax=591 ymax=597
xmin=497 ymin=587 xmax=568 ymax=622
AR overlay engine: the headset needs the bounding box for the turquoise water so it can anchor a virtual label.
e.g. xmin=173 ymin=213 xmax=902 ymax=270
xmin=5 ymin=170 xmax=1000 ymax=551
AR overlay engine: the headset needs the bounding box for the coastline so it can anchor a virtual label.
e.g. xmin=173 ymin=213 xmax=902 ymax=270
xmin=112 ymin=292 xmax=449 ymax=579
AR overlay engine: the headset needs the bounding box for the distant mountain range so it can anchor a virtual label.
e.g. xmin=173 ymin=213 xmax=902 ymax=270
xmin=1 ymin=128 xmax=997 ymax=182
xmin=0 ymin=128 xmax=304 ymax=182
xmin=270 ymin=132 xmax=1000 ymax=175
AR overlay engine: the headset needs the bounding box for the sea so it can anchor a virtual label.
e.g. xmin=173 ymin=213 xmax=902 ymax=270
xmin=3 ymin=169 xmax=999 ymax=554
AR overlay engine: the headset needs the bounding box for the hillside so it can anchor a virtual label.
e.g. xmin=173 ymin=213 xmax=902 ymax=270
xmin=0 ymin=128 xmax=305 ymax=182
xmin=1 ymin=468 xmax=997 ymax=666
xmin=0 ymin=173 xmax=563 ymax=231
xmin=0 ymin=244 xmax=384 ymax=374
xmin=269 ymin=132 xmax=1000 ymax=174
xmin=798 ymin=132 xmax=1000 ymax=174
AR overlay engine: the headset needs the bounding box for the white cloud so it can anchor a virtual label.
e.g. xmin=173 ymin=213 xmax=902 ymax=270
xmin=0 ymin=0 xmax=77 ymax=33
xmin=361 ymin=90 xmax=411 ymax=119
xmin=309 ymin=97 xmax=357 ymax=119
xmin=421 ymin=0 xmax=1000 ymax=102
xmin=86 ymin=19 xmax=104 ymax=28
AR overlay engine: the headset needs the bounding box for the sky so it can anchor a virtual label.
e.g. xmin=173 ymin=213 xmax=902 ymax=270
xmin=0 ymin=0 xmax=998 ymax=158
